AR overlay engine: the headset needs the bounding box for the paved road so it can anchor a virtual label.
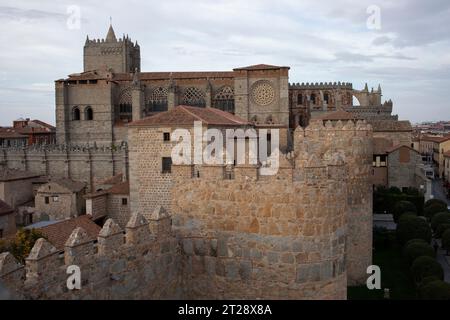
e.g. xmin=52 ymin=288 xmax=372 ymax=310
xmin=431 ymin=178 xmax=450 ymax=205
xmin=430 ymin=178 xmax=450 ymax=283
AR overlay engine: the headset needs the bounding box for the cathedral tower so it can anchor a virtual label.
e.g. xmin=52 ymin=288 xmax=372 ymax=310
xmin=83 ymin=24 xmax=141 ymax=73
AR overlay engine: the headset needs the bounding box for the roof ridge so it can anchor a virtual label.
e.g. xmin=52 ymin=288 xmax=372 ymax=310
xmin=179 ymin=105 xmax=208 ymax=123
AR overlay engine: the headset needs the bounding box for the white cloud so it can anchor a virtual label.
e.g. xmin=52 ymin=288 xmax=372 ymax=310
xmin=0 ymin=0 xmax=449 ymax=125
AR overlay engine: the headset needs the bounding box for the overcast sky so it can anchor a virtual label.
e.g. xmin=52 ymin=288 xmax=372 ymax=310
xmin=0 ymin=0 xmax=449 ymax=126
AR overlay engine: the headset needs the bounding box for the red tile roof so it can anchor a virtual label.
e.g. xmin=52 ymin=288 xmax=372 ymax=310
xmin=421 ymin=135 xmax=450 ymax=143
xmin=37 ymin=215 xmax=101 ymax=251
xmin=386 ymin=144 xmax=419 ymax=154
xmin=30 ymin=119 xmax=55 ymax=130
xmin=108 ymin=181 xmax=129 ymax=195
xmin=0 ymin=200 xmax=14 ymax=217
xmin=129 ymin=105 xmax=249 ymax=127
xmin=100 ymin=173 xmax=124 ymax=185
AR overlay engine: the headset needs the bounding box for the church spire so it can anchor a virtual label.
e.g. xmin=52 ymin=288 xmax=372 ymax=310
xmin=106 ymin=21 xmax=117 ymax=42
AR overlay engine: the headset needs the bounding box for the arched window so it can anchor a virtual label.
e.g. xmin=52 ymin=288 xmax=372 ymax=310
xmin=297 ymin=94 xmax=303 ymax=105
xmin=183 ymin=87 xmax=205 ymax=108
xmin=310 ymin=93 xmax=317 ymax=105
xmin=85 ymin=106 xmax=93 ymax=120
xmin=72 ymin=107 xmax=80 ymax=121
xmin=146 ymin=87 xmax=168 ymax=114
xmin=213 ymin=86 xmax=234 ymax=113
xmin=118 ymin=88 xmax=132 ymax=122
xmin=324 ymin=93 xmax=330 ymax=105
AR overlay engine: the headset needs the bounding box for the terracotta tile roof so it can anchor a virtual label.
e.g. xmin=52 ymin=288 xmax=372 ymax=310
xmin=0 ymin=128 xmax=27 ymax=139
xmin=129 ymin=105 xmax=249 ymax=127
xmin=100 ymin=173 xmax=123 ymax=185
xmin=0 ymin=169 xmax=41 ymax=182
xmin=0 ymin=199 xmax=14 ymax=217
xmin=37 ymin=215 xmax=101 ymax=251
xmin=421 ymin=135 xmax=450 ymax=143
xmin=108 ymin=181 xmax=129 ymax=195
xmin=85 ymin=179 xmax=129 ymax=198
xmin=318 ymin=109 xmax=361 ymax=121
xmin=233 ymin=64 xmax=289 ymax=71
xmin=386 ymin=144 xmax=419 ymax=154
xmin=30 ymin=120 xmax=55 ymax=130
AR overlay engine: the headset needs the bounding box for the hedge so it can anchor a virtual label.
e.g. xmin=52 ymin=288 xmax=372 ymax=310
xmin=424 ymin=204 xmax=448 ymax=220
xmin=419 ymin=280 xmax=450 ymax=300
xmin=424 ymin=199 xmax=447 ymax=209
xmin=373 ymin=189 xmax=424 ymax=215
xmin=430 ymin=212 xmax=450 ymax=232
xmin=396 ymin=216 xmax=432 ymax=245
xmin=393 ymin=201 xmax=417 ymax=223
xmin=410 ymin=256 xmax=444 ymax=284
xmin=435 ymin=223 xmax=450 ymax=239
xmin=403 ymin=242 xmax=435 ymax=265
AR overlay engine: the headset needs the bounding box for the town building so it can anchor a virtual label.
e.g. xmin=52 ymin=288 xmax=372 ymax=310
xmin=34 ymin=179 xmax=86 ymax=221
xmin=0 ymin=118 xmax=55 ymax=147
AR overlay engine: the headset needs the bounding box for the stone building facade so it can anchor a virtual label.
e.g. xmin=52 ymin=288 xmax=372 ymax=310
xmin=35 ymin=179 xmax=86 ymax=221
xmin=386 ymin=145 xmax=424 ymax=190
xmin=1 ymin=115 xmax=373 ymax=299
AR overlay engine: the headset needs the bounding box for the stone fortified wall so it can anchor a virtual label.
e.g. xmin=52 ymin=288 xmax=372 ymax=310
xmin=0 ymin=120 xmax=372 ymax=300
xmin=0 ymin=144 xmax=128 ymax=192
xmin=170 ymin=119 xmax=373 ymax=298
xmin=0 ymin=208 xmax=182 ymax=300
xmin=293 ymin=120 xmax=373 ymax=285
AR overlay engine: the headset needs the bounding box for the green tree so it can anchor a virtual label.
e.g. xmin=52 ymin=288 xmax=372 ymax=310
xmin=431 ymin=212 xmax=450 ymax=232
xmin=396 ymin=216 xmax=432 ymax=245
xmin=403 ymin=242 xmax=435 ymax=265
xmin=393 ymin=201 xmax=417 ymax=223
xmin=435 ymin=223 xmax=450 ymax=239
xmin=411 ymin=256 xmax=444 ymax=284
xmin=419 ymin=280 xmax=450 ymax=300
xmin=424 ymin=199 xmax=447 ymax=209
xmin=7 ymin=229 xmax=46 ymax=264
xmin=424 ymin=203 xmax=448 ymax=220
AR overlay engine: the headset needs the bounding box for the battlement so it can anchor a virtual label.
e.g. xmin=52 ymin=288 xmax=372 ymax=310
xmin=289 ymin=82 xmax=353 ymax=89
xmin=0 ymin=208 xmax=178 ymax=299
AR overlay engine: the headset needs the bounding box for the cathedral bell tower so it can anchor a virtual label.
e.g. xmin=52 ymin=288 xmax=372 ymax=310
xmin=83 ymin=24 xmax=141 ymax=73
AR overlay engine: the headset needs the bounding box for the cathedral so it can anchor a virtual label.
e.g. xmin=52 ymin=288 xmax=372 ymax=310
xmin=55 ymin=25 xmax=398 ymax=147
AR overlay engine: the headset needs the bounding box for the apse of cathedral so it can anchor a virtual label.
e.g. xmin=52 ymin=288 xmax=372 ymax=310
xmin=55 ymin=25 xmax=396 ymax=146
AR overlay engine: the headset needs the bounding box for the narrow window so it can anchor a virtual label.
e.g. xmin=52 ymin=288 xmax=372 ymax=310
xmin=162 ymin=157 xmax=172 ymax=173
xmin=163 ymin=132 xmax=170 ymax=142
xmin=0 ymin=229 xmax=3 ymax=238
xmin=85 ymin=107 xmax=93 ymax=120
xmin=73 ymin=107 xmax=80 ymax=121
xmin=122 ymin=198 xmax=128 ymax=205
xmin=45 ymin=196 xmax=49 ymax=204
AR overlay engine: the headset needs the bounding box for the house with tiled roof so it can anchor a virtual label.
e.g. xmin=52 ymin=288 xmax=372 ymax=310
xmin=35 ymin=178 xmax=86 ymax=221
xmin=33 ymin=215 xmax=101 ymax=251
xmin=0 ymin=168 xmax=42 ymax=209
xmin=0 ymin=118 xmax=55 ymax=147
xmin=84 ymin=174 xmax=130 ymax=227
